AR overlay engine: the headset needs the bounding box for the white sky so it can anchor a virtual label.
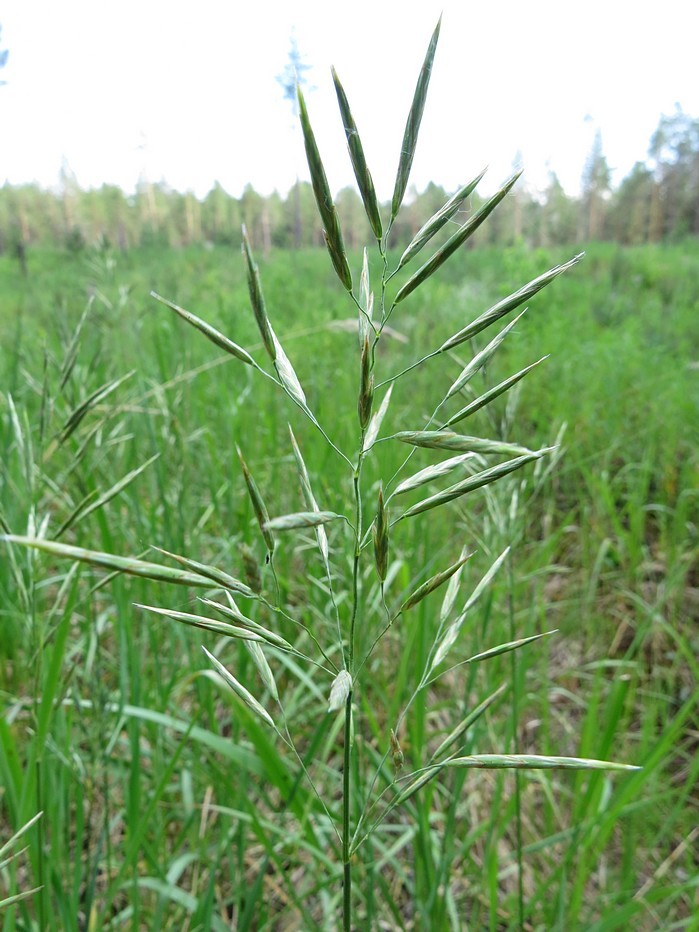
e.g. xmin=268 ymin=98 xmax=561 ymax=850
xmin=1 ymin=0 xmax=697 ymax=200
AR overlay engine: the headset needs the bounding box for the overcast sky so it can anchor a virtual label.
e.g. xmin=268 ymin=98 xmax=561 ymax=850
xmin=2 ymin=0 xmax=697 ymax=201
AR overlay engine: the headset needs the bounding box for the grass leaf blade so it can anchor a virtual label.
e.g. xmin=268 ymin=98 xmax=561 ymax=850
xmin=56 ymin=370 xmax=134 ymax=446
xmin=0 ymin=812 xmax=43 ymax=862
xmin=56 ymin=454 xmax=160 ymax=538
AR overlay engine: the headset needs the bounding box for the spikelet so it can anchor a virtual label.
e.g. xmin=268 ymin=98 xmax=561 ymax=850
xmin=358 ymin=334 xmax=374 ymax=430
xmin=373 ymin=485 xmax=389 ymax=582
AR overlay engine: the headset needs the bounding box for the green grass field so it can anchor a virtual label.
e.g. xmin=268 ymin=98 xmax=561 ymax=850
xmin=1 ymin=240 xmax=698 ymax=929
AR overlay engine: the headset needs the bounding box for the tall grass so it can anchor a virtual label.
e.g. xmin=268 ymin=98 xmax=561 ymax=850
xmin=2 ymin=23 xmax=698 ymax=932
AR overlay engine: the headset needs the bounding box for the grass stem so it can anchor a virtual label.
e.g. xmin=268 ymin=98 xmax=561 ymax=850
xmin=342 ymin=691 xmax=353 ymax=931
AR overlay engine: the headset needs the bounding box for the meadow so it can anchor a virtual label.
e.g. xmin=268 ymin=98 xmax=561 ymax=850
xmin=0 ymin=238 xmax=698 ymax=930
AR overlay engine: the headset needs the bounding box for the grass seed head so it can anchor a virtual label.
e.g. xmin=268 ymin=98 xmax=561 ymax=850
xmin=373 ymin=485 xmax=389 ymax=582
xmin=358 ymin=248 xmax=374 ymax=346
xmin=400 ymin=450 xmax=550 ymax=520
xmin=358 ymin=335 xmax=374 ymax=429
xmin=150 ymin=294 xmax=254 ymax=368
xmin=390 ymin=729 xmax=404 ymax=772
xmin=203 ymin=646 xmax=275 ymax=728
xmin=241 ymin=226 xmax=276 ymax=361
xmin=394 ymin=170 xmax=522 ymax=305
xmin=401 ymin=552 xmax=473 ymax=612
xmin=332 ymin=67 xmax=383 ymax=240
xmin=237 ymin=445 xmax=275 ymax=554
xmin=391 ymin=17 xmax=441 ymax=220
xmin=298 ymin=86 xmax=353 ymax=291
xmin=363 ymin=384 xmax=393 ymax=452
xmin=397 ymin=167 xmax=486 ymax=271
xmin=328 ymin=669 xmax=352 ymax=713
xmin=440 ymin=254 xmax=583 ymax=352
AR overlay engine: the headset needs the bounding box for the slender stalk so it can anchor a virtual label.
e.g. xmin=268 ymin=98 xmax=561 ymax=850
xmin=351 ymin=637 xmax=438 ymax=853
xmin=382 ymin=392 xmax=451 ymax=498
xmin=508 ymin=533 xmax=525 ymax=928
xmin=260 ymin=597 xmax=339 ymax=674
xmin=343 ymin=439 xmax=365 ymax=926
xmin=268 ymin=552 xmax=281 ymax=606
xmin=374 ymin=348 xmax=442 ymax=389
xmin=276 ymin=715 xmax=342 ymax=846
xmin=28 ymin=572 xmax=47 ymax=932
xmin=348 ymin=466 xmax=363 ymax=669
xmin=342 ymin=689 xmax=353 ymax=931
xmin=356 ymin=608 xmax=400 ymax=675
xmin=35 ymin=758 xmax=45 ymax=932
xmin=257 ymin=363 xmax=354 ymax=467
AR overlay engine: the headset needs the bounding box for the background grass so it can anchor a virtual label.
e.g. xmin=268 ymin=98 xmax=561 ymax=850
xmin=1 ymin=239 xmax=697 ymax=929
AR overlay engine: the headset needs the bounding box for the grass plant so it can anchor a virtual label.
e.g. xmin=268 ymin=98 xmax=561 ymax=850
xmin=2 ymin=20 xmax=698 ymax=932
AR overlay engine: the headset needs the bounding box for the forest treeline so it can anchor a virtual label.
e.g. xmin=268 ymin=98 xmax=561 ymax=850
xmin=2 ymin=108 xmax=698 ymax=257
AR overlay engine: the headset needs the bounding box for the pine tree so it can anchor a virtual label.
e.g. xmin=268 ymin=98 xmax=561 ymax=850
xmin=581 ymin=130 xmax=611 ymax=241
xmin=0 ymin=25 xmax=8 ymax=85
xmin=649 ymin=106 xmax=699 ymax=238
xmin=277 ymin=35 xmax=313 ymax=248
